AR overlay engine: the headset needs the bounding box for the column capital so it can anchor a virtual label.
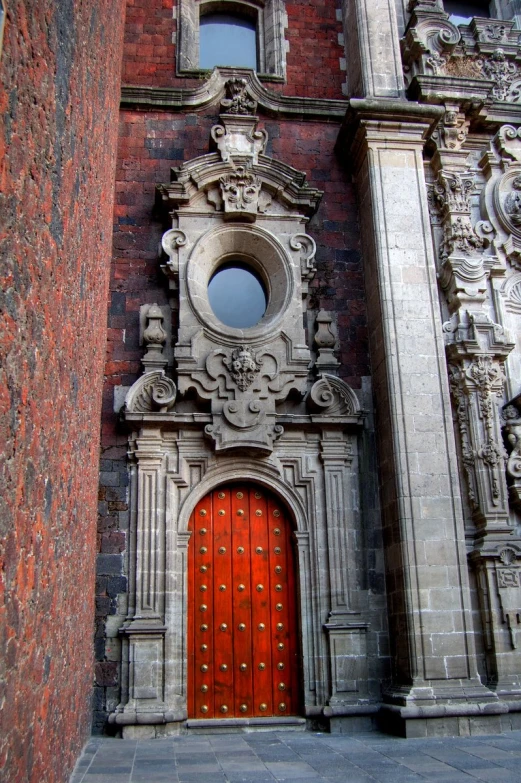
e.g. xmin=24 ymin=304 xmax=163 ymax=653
xmin=338 ymin=99 xmax=444 ymax=171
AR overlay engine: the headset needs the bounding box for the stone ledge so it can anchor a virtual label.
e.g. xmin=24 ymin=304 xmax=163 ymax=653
xmin=120 ymin=67 xmax=348 ymax=120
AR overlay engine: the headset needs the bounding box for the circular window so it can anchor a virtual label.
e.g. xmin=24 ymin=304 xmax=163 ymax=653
xmin=208 ymin=262 xmax=267 ymax=328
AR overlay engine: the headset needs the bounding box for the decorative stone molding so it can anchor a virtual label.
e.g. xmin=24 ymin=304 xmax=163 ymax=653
xmin=289 ymin=233 xmax=317 ymax=296
xmin=402 ymin=6 xmax=521 ymax=104
xmin=120 ymin=68 xmax=348 ymax=121
xmin=501 ymin=272 xmax=521 ymax=313
xmin=157 ymin=81 xmax=321 ymax=220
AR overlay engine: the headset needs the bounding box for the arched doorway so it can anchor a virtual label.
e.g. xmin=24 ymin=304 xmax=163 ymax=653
xmin=187 ymin=483 xmax=300 ymax=719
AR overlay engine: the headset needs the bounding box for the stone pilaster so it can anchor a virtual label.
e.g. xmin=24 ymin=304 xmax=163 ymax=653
xmin=341 ymin=102 xmax=495 ymax=728
xmin=341 ymin=0 xmax=405 ymax=98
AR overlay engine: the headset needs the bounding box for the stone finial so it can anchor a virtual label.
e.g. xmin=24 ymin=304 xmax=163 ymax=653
xmin=314 ymin=311 xmax=340 ymax=375
xmin=142 ymin=304 xmax=168 ymax=373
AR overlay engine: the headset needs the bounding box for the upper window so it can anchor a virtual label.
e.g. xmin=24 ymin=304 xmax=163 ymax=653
xmin=444 ymin=1 xmax=491 ymax=24
xmin=200 ymin=13 xmax=258 ymax=70
xmin=177 ymin=0 xmax=287 ymax=81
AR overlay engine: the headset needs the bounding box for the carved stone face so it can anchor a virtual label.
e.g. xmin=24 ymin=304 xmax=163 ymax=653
xmin=233 ymin=350 xmax=257 ymax=374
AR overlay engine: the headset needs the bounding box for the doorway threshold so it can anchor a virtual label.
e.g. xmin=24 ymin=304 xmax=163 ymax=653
xmin=186 ymin=716 xmax=307 ymax=733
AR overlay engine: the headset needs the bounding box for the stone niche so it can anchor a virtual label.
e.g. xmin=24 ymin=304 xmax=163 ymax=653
xmin=111 ymin=79 xmax=373 ymax=736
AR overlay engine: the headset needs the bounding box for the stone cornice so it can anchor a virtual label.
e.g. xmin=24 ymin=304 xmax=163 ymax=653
xmin=337 ymin=98 xmax=445 ymax=171
xmin=120 ymin=67 xmax=348 ymax=121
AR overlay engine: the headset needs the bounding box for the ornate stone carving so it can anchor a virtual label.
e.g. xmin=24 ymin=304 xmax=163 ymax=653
xmin=477 ymin=127 xmax=521 ymax=270
xmin=400 ymin=3 xmax=460 ymax=81
xmin=503 ymin=396 xmax=521 ymax=511
xmin=478 ymin=50 xmax=518 ymax=103
xmin=430 ymin=105 xmax=469 ymax=151
xmin=211 ymin=118 xmax=268 ymax=165
xmin=221 ymin=77 xmax=257 ymax=116
xmin=308 ymin=374 xmax=362 ymax=420
xmin=479 ymin=24 xmax=508 ymax=44
xmin=142 ymin=304 xmax=168 ymax=373
xmin=223 ymin=345 xmax=262 ymax=391
xmin=429 ymin=170 xmax=484 ymax=263
xmin=314 ymin=311 xmax=340 ymax=375
xmin=125 ymin=371 xmax=177 ymax=413
xmin=441 ymin=216 xmax=484 ymax=261
xmin=290 ymin=233 xmax=317 ymax=290
xmin=219 ymin=166 xmax=262 ymax=220
xmin=431 ymin=170 xmax=474 ymax=214
xmin=504 ymin=176 xmax=521 ymax=227
xmin=160 ymin=229 xmax=187 ymax=289
xmin=448 ymin=355 xmax=509 ymax=525
xmin=401 ymin=10 xmax=521 ymax=105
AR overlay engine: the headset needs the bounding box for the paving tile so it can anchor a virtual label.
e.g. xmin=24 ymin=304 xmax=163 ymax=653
xmin=69 ymin=729 xmax=521 ymax=783
xmin=265 ymin=761 xmax=323 ymax=779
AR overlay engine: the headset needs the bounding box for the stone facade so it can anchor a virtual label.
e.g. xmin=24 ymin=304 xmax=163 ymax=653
xmin=4 ymin=2 xmax=521 ymax=779
xmin=92 ymin=0 xmax=521 ymax=739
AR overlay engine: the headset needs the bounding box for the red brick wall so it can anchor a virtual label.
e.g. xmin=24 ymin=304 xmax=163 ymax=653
xmin=0 ymin=2 xmax=125 ymax=780
xmin=123 ymin=0 xmax=346 ymax=99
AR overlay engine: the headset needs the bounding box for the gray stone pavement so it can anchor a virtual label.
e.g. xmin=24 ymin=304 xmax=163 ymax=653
xmin=70 ymin=730 xmax=521 ymax=783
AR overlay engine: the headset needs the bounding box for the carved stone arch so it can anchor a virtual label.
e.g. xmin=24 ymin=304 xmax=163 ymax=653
xmin=177 ymin=0 xmax=288 ymax=80
xmin=176 ymin=458 xmax=308 ymax=534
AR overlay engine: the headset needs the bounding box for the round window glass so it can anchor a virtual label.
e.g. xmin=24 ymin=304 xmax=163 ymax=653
xmin=208 ymin=262 xmax=267 ymax=329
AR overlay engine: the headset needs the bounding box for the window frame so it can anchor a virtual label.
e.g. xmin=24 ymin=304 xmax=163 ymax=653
xmin=177 ymin=0 xmax=287 ymax=81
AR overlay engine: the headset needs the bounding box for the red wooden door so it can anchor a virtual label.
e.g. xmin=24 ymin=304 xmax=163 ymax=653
xmin=187 ymin=483 xmax=300 ymax=719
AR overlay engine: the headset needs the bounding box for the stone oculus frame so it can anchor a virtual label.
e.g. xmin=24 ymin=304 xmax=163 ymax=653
xmin=111 ymin=80 xmax=370 ymax=735
xmin=177 ymin=0 xmax=288 ymax=80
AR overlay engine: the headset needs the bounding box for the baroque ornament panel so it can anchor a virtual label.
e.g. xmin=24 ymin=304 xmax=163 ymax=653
xmin=111 ymin=79 xmax=373 ymax=733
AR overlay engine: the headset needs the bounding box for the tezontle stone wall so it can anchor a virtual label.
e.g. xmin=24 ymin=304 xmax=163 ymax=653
xmin=0 ymin=2 xmax=124 ymax=780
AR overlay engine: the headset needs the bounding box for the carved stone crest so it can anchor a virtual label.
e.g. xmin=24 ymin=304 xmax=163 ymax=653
xmin=220 ymin=77 xmax=257 ymax=116
xmin=220 ymin=166 xmax=262 ymax=219
xmin=223 ymin=345 xmax=262 ymax=391
xmin=478 ymin=49 xmax=518 ymax=103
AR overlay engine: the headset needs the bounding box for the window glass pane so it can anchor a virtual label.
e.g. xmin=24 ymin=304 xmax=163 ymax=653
xmin=200 ymin=13 xmax=257 ymax=69
xmin=445 ymin=1 xmax=490 ymax=24
xmin=208 ymin=263 xmax=266 ymax=328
